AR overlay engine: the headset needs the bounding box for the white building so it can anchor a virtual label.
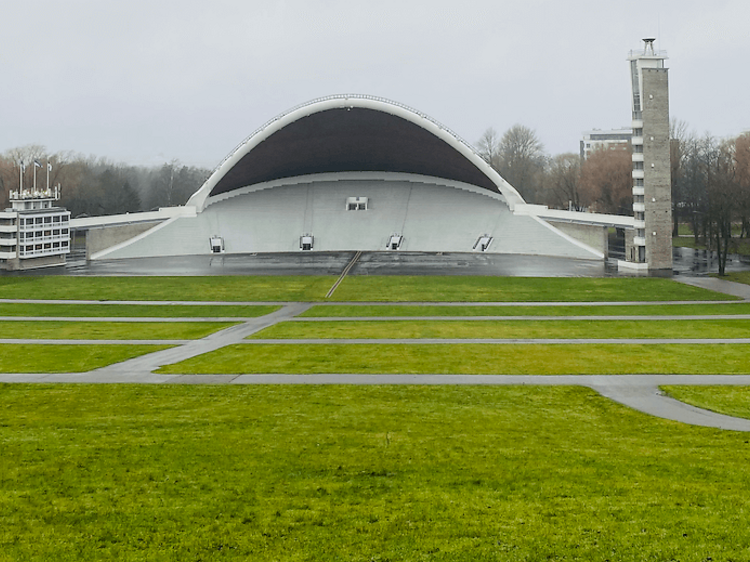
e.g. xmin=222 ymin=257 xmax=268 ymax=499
xmin=580 ymin=128 xmax=632 ymax=159
xmin=89 ymin=95 xmax=606 ymax=262
xmin=0 ymin=186 xmax=71 ymax=271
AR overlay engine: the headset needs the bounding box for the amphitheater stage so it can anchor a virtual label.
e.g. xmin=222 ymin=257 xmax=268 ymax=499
xmin=49 ymin=251 xmax=613 ymax=277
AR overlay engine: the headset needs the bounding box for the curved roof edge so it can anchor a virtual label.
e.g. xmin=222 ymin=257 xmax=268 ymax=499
xmin=187 ymin=95 xmax=526 ymax=213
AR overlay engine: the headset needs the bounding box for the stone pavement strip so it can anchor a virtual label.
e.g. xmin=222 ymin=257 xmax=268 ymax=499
xmin=4 ymin=280 xmax=750 ymax=430
xmin=675 ymin=276 xmax=750 ymax=300
xmin=3 ymin=372 xmax=750 ymax=431
xmin=85 ymin=303 xmax=312 ymax=376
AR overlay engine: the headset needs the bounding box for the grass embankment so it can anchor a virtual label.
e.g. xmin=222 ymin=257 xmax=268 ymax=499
xmin=723 ymin=271 xmax=750 ymax=286
xmin=0 ymin=303 xmax=280 ymax=317
xmin=662 ymin=386 xmax=750 ymax=419
xmin=0 ymin=275 xmax=735 ymax=302
xmin=331 ymin=276 xmax=736 ymax=301
xmin=251 ymin=319 xmax=750 ymax=340
xmin=0 ymin=321 xmax=237 ymax=340
xmin=0 ymin=345 xmax=172 ymax=373
xmin=2 ymin=384 xmax=750 ymax=561
xmin=0 ymin=276 xmax=333 ymax=301
xmin=157 ymin=343 xmax=750 ymax=375
xmin=302 ymin=302 xmax=750 ymax=317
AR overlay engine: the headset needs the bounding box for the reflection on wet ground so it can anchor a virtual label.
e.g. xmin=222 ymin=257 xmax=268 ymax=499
xmin=672 ymin=247 xmax=750 ymax=276
xmin=5 ymin=248 xmax=750 ymax=278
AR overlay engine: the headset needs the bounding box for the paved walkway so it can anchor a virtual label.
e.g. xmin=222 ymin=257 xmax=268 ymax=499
xmin=85 ymin=303 xmax=311 ymax=375
xmin=4 ymin=279 xmax=750 ymax=431
xmin=242 ymin=338 xmax=750 ymax=344
xmin=2 ymin=371 xmax=750 ymax=431
xmin=675 ymin=276 xmax=750 ymax=300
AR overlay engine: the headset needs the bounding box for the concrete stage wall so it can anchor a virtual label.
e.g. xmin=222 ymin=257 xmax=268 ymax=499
xmin=94 ymin=178 xmax=600 ymax=261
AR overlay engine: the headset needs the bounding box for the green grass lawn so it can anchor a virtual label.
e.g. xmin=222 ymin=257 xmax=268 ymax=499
xmin=331 ymin=276 xmax=735 ymax=302
xmin=250 ymin=319 xmax=750 ymax=340
xmin=0 ymin=303 xmax=280 ymax=317
xmin=2 ymin=384 xmax=750 ymax=561
xmin=1 ymin=275 xmax=735 ymax=302
xmin=0 ymin=321 xmax=237 ymax=340
xmin=662 ymin=386 xmax=750 ymax=419
xmin=0 ymin=276 xmax=334 ymax=301
xmin=723 ymin=271 xmax=750 ymax=286
xmin=157 ymin=343 xmax=750 ymax=375
xmin=301 ymin=302 xmax=750 ymax=317
xmin=0 ymin=344 xmax=172 ymax=373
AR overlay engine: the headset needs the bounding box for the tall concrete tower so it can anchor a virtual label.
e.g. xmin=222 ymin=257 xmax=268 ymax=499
xmin=627 ymin=38 xmax=672 ymax=271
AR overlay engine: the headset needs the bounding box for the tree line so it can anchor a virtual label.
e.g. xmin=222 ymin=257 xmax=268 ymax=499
xmin=478 ymin=123 xmax=750 ymax=274
xmin=477 ymin=124 xmax=634 ymax=215
xmin=670 ymin=125 xmax=750 ymax=274
xmin=0 ymin=145 xmax=211 ymax=218
xmin=3 ymin=128 xmax=749 ymax=274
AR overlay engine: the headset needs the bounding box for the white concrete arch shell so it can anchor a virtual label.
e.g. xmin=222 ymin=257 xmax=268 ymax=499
xmin=187 ymin=95 xmax=526 ymax=213
xmin=93 ymin=95 xmax=603 ymax=261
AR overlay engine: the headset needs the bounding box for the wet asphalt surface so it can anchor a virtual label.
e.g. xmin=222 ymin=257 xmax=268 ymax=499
xmin=7 ymin=247 xmax=749 ymax=277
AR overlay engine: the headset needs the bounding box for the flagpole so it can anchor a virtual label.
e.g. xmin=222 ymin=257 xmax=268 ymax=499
xmin=47 ymin=161 xmax=50 ymax=190
xmin=19 ymin=161 xmax=23 ymax=193
xmin=33 ymin=162 xmax=37 ymax=191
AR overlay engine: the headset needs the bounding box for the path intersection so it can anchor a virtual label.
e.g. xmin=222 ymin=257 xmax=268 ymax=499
xmin=2 ymin=276 xmax=750 ymax=430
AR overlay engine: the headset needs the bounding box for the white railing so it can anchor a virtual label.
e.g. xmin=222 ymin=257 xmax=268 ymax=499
xmin=19 ymin=246 xmax=69 ymax=258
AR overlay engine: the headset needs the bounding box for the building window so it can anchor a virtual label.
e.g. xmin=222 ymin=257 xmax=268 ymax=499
xmin=346 ymin=197 xmax=368 ymax=211
xmin=633 ymin=162 xmax=644 ymax=170
xmin=633 ymin=145 xmax=643 ymax=153
xmin=634 ymin=128 xmax=643 ymax=136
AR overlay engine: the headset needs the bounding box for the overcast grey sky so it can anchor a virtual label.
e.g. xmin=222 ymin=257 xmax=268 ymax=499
xmin=2 ymin=0 xmax=748 ymax=169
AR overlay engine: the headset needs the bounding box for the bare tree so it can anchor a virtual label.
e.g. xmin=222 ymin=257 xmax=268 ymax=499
xmin=670 ymin=118 xmax=692 ymax=236
xmin=476 ymin=127 xmax=502 ymax=171
xmin=578 ymin=146 xmax=632 ymax=215
xmin=497 ymin=124 xmax=546 ymax=203
xmin=734 ymin=133 xmax=750 ymax=237
xmin=544 ymin=153 xmax=583 ymax=210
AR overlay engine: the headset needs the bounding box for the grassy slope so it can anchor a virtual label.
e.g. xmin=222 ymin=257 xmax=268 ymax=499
xmin=0 ymin=321 xmax=237 ymax=340
xmin=723 ymin=271 xmax=750 ymax=285
xmin=0 ymin=344 xmax=172 ymax=373
xmin=301 ymin=302 xmax=750 ymax=317
xmin=250 ymin=319 xmax=750 ymax=340
xmin=2 ymin=384 xmax=750 ymax=561
xmin=0 ymin=303 xmax=280 ymax=317
xmin=0 ymin=276 xmax=334 ymax=301
xmin=157 ymin=343 xmax=750 ymax=375
xmin=331 ymin=276 xmax=736 ymax=302
xmin=662 ymin=386 xmax=750 ymax=419
xmin=0 ymin=276 xmax=734 ymax=302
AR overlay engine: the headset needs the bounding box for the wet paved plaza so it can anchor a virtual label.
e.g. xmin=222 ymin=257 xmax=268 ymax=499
xmin=8 ymin=248 xmax=750 ymax=278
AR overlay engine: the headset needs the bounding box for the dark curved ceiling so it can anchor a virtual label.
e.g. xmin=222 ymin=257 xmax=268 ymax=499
xmin=209 ymin=107 xmax=498 ymax=198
